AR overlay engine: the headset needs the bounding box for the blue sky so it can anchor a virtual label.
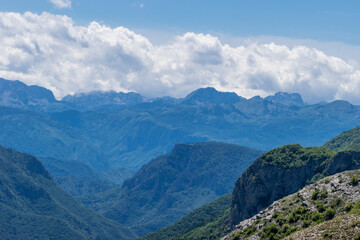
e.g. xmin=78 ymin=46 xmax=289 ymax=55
xmin=1 ymin=0 xmax=360 ymax=44
xmin=0 ymin=0 xmax=360 ymax=104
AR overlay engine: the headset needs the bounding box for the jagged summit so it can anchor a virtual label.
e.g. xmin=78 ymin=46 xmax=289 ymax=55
xmin=265 ymin=92 xmax=304 ymax=107
xmin=63 ymin=90 xmax=145 ymax=109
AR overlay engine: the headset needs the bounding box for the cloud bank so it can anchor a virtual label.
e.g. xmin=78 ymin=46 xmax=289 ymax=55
xmin=49 ymin=0 xmax=71 ymax=9
xmin=0 ymin=11 xmax=359 ymax=104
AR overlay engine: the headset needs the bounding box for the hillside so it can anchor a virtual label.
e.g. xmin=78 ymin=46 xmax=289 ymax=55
xmin=230 ymin=144 xmax=335 ymax=225
xmin=230 ymin=144 xmax=360 ymax=226
xmin=80 ymin=142 xmax=263 ymax=236
xmin=141 ymin=147 xmax=360 ymax=240
xmin=324 ymin=125 xmax=360 ymax=151
xmin=224 ymin=169 xmax=360 ymax=240
xmin=0 ymin=146 xmax=136 ymax=240
xmin=140 ymin=193 xmax=232 ymax=240
xmin=284 ymin=210 xmax=360 ymax=239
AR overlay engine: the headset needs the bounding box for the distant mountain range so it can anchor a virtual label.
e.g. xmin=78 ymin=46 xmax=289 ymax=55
xmin=1 ymin=75 xmax=360 ymax=240
xmin=1 ymin=77 xmax=360 ymax=194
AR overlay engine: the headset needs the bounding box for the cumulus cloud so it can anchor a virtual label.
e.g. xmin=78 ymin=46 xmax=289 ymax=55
xmin=0 ymin=11 xmax=360 ymax=104
xmin=49 ymin=0 xmax=71 ymax=9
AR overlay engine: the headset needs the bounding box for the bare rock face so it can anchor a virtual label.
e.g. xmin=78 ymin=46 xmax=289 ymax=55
xmin=326 ymin=151 xmax=360 ymax=175
xmin=230 ymin=145 xmax=360 ymax=226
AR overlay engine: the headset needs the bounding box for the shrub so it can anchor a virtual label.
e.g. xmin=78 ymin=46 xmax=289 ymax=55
xmin=312 ymin=189 xmax=320 ymax=200
xmin=275 ymin=215 xmax=287 ymax=226
xmin=302 ymin=220 xmax=310 ymax=228
xmin=288 ymin=206 xmax=307 ymax=223
xmin=272 ymin=211 xmax=280 ymax=219
xmin=243 ymin=225 xmax=256 ymax=237
xmin=339 ymin=177 xmax=343 ymax=183
xmin=315 ymin=200 xmax=327 ymax=213
xmin=261 ymin=223 xmax=279 ymax=240
xmin=310 ymin=211 xmax=323 ymax=223
xmin=323 ymin=231 xmax=332 ymax=239
xmin=330 ymin=197 xmax=341 ymax=209
xmin=355 ymin=231 xmax=360 ymax=240
xmin=319 ymin=188 xmax=328 ymax=199
xmin=324 ymin=208 xmax=335 ymax=220
xmin=350 ymin=175 xmax=359 ymax=186
xmin=345 ymin=202 xmax=354 ymax=212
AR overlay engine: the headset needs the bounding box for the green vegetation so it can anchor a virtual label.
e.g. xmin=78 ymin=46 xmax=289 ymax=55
xmin=285 ymin=201 xmax=360 ymax=239
xmin=0 ymin=146 xmax=135 ymax=240
xmin=81 ymin=142 xmax=262 ymax=237
xmin=229 ymin=170 xmax=360 ymax=240
xmin=140 ymin=194 xmax=231 ymax=240
xmin=323 ymin=125 xmax=360 ymax=151
xmin=351 ymin=175 xmax=359 ymax=185
xmin=260 ymin=144 xmax=335 ymax=169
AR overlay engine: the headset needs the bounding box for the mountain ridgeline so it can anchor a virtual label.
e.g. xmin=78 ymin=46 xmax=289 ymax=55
xmin=0 ymin=145 xmax=135 ymax=240
xmin=79 ymin=142 xmax=263 ymax=237
xmin=1 ymin=77 xmax=360 ymax=174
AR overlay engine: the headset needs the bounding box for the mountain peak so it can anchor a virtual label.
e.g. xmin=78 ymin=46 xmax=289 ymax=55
xmin=63 ymin=90 xmax=144 ymax=109
xmin=0 ymin=78 xmax=57 ymax=108
xmin=183 ymin=87 xmax=244 ymax=105
xmin=265 ymin=92 xmax=304 ymax=107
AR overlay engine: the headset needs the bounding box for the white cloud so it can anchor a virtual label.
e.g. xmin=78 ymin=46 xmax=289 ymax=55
xmin=0 ymin=11 xmax=360 ymax=104
xmin=49 ymin=0 xmax=71 ymax=9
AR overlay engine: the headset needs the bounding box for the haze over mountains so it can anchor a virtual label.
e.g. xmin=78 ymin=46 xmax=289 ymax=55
xmin=1 ymin=77 xmax=360 ymax=194
xmin=0 ymin=146 xmax=135 ymax=240
xmin=79 ymin=142 xmax=262 ymax=236
xmin=1 ymin=77 xmax=360 ymax=239
xmin=1 ymin=78 xmax=360 ymax=169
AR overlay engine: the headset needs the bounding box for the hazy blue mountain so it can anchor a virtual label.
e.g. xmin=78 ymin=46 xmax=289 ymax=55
xmin=1 ymin=78 xmax=360 ymax=173
xmin=0 ymin=145 xmax=136 ymax=240
xmin=63 ymin=90 xmax=145 ymax=110
xmin=80 ymin=142 xmax=263 ymax=236
xmin=265 ymin=92 xmax=304 ymax=107
xmin=40 ymin=157 xmax=134 ymax=196
xmin=0 ymin=78 xmax=56 ymax=105
xmin=182 ymin=87 xmax=245 ymax=105
xmin=0 ymin=106 xmax=106 ymax=170
xmin=0 ymin=78 xmax=72 ymax=111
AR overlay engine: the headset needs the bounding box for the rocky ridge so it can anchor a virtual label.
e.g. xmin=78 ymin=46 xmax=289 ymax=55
xmin=230 ymin=145 xmax=360 ymax=226
xmin=224 ymin=169 xmax=360 ymax=240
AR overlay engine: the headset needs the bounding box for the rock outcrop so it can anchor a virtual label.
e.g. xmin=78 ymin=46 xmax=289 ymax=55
xmin=225 ymin=169 xmax=360 ymax=240
xmin=230 ymin=144 xmax=360 ymax=226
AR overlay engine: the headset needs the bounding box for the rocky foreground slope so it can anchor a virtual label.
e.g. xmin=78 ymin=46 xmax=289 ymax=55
xmin=224 ymin=169 xmax=360 ymax=240
xmin=230 ymin=145 xmax=360 ymax=225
